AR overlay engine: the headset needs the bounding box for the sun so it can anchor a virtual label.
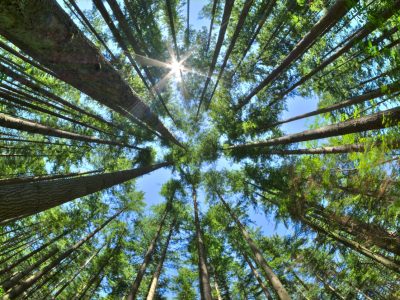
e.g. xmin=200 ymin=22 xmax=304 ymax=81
xmin=170 ymin=59 xmax=182 ymax=74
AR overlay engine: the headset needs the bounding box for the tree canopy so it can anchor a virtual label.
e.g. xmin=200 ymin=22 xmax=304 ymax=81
xmin=0 ymin=0 xmax=399 ymax=299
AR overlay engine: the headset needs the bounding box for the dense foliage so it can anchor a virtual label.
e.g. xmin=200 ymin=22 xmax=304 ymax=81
xmin=0 ymin=0 xmax=399 ymax=299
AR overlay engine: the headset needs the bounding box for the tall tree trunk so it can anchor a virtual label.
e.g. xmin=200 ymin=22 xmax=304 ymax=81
xmin=312 ymin=207 xmax=400 ymax=256
xmin=301 ymin=217 xmax=400 ymax=273
xmin=197 ymin=0 xmax=235 ymax=116
xmin=0 ymin=113 xmax=138 ymax=149
xmin=127 ymin=202 xmax=172 ymax=300
xmin=52 ymin=245 xmax=105 ymax=298
xmin=242 ymin=250 xmax=274 ymax=300
xmin=206 ymin=0 xmax=219 ymax=51
xmin=192 ymin=186 xmax=213 ymax=300
xmin=259 ymin=140 xmax=400 ymax=155
xmin=269 ymin=82 xmax=400 ymax=128
xmin=217 ymin=192 xmax=291 ymax=300
xmin=0 ymin=229 xmax=70 ymax=276
xmin=2 ymin=209 xmax=123 ymax=299
xmin=146 ymin=219 xmax=175 ymax=300
xmin=207 ymin=0 xmax=253 ymax=107
xmin=237 ymin=0 xmax=355 ymax=110
xmin=315 ymin=274 xmax=345 ymax=300
xmin=0 ymin=169 xmax=103 ymax=186
xmin=0 ymin=162 xmax=170 ymax=220
xmin=279 ymin=0 xmax=400 ymax=99
xmin=229 ymin=107 xmax=400 ymax=150
xmin=0 ymin=0 xmax=179 ymax=145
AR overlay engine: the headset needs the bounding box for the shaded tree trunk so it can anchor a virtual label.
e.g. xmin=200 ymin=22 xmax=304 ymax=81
xmin=146 ymin=219 xmax=175 ymax=300
xmin=217 ymin=192 xmax=291 ymax=300
xmin=0 ymin=113 xmax=139 ymax=149
xmin=2 ymin=209 xmax=123 ymax=299
xmin=242 ymin=251 xmax=274 ymax=300
xmin=127 ymin=202 xmax=172 ymax=300
xmin=193 ymin=186 xmax=213 ymax=300
xmin=237 ymin=0 xmax=355 ymax=110
xmin=197 ymin=0 xmax=235 ymax=116
xmin=0 ymin=162 xmax=170 ymax=220
xmin=0 ymin=0 xmax=179 ymax=145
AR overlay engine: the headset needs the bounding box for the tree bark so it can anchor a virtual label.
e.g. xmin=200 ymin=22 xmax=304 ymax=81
xmin=0 ymin=162 xmax=170 ymax=220
xmin=127 ymin=202 xmax=172 ymax=300
xmin=193 ymin=186 xmax=213 ymax=300
xmin=217 ymin=192 xmax=291 ymax=300
xmin=146 ymin=219 xmax=175 ymax=300
xmin=0 ymin=0 xmax=179 ymax=145
xmin=229 ymin=107 xmax=400 ymax=150
xmin=237 ymin=0 xmax=356 ymax=110
xmin=0 ymin=169 xmax=103 ymax=186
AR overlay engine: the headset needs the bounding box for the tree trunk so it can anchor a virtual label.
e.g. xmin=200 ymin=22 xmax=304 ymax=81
xmin=0 ymin=229 xmax=70 ymax=276
xmin=0 ymin=113 xmax=138 ymax=149
xmin=301 ymin=217 xmax=400 ymax=274
xmin=229 ymin=107 xmax=400 ymax=150
xmin=237 ymin=0 xmax=355 ymax=110
xmin=0 ymin=162 xmax=170 ymax=220
xmin=146 ymin=219 xmax=175 ymax=300
xmin=197 ymin=0 xmax=235 ymax=116
xmin=280 ymin=0 xmax=400 ymax=98
xmin=260 ymin=140 xmax=400 ymax=155
xmin=0 ymin=169 xmax=103 ymax=186
xmin=193 ymin=186 xmax=213 ymax=300
xmin=217 ymin=192 xmax=291 ymax=300
xmin=207 ymin=0 xmax=253 ymax=107
xmin=52 ymin=245 xmax=105 ymax=298
xmin=242 ymin=251 xmax=274 ymax=300
xmin=206 ymin=0 xmax=219 ymax=51
xmin=315 ymin=274 xmax=345 ymax=300
xmin=0 ymin=0 xmax=179 ymax=145
xmin=313 ymin=207 xmax=400 ymax=256
xmin=127 ymin=202 xmax=172 ymax=300
xmin=2 ymin=209 xmax=123 ymax=299
xmin=270 ymin=82 xmax=400 ymax=128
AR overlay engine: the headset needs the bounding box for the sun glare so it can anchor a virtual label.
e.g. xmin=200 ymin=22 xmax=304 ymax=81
xmin=170 ymin=60 xmax=182 ymax=74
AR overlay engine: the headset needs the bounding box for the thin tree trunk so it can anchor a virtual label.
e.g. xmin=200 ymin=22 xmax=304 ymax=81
xmin=208 ymin=0 xmax=253 ymax=106
xmin=242 ymin=251 xmax=274 ymax=300
xmin=0 ymin=162 xmax=170 ymax=220
xmin=279 ymin=0 xmax=400 ymax=99
xmin=301 ymin=217 xmax=400 ymax=274
xmin=126 ymin=202 xmax=172 ymax=300
xmin=312 ymin=207 xmax=400 ymax=256
xmin=52 ymin=245 xmax=106 ymax=298
xmin=269 ymin=82 xmax=400 ymax=128
xmin=206 ymin=0 xmax=219 ymax=52
xmin=0 ymin=90 xmax=111 ymax=135
xmin=146 ymin=219 xmax=175 ymax=300
xmin=0 ymin=229 xmax=70 ymax=276
xmin=2 ymin=209 xmax=123 ymax=299
xmin=0 ymin=113 xmax=139 ymax=149
xmin=228 ymin=107 xmax=400 ymax=150
xmin=237 ymin=0 xmax=356 ymax=110
xmin=259 ymin=140 xmax=400 ymax=155
xmin=0 ymin=0 xmax=179 ymax=145
xmin=315 ymin=274 xmax=345 ymax=300
xmin=217 ymin=192 xmax=290 ymax=300
xmin=197 ymin=0 xmax=235 ymax=116
xmin=193 ymin=186 xmax=213 ymax=300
